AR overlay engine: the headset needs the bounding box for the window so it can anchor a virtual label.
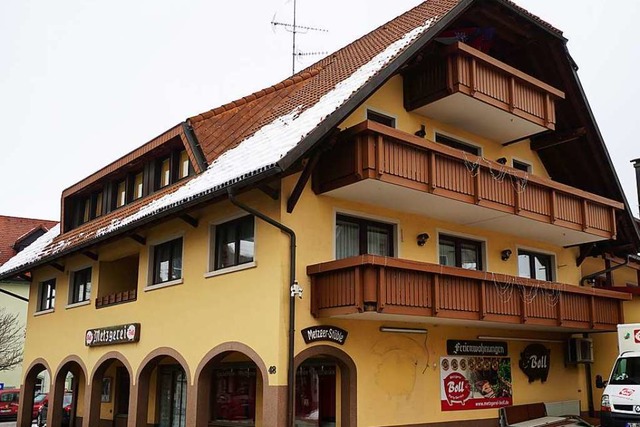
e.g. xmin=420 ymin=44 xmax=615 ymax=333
xmin=38 ymin=279 xmax=56 ymax=311
xmin=214 ymin=216 xmax=255 ymax=270
xmin=116 ymin=180 xmax=127 ymax=208
xmin=133 ymin=172 xmax=144 ymax=199
xmin=94 ymin=191 xmax=103 ymax=217
xmin=153 ymin=238 xmax=183 ymax=284
xmin=70 ymin=267 xmax=92 ymax=304
xmin=178 ymin=150 xmax=190 ymax=180
xmin=518 ymin=250 xmax=553 ymax=281
xmin=367 ymin=109 xmax=396 ymax=128
xmin=82 ymin=198 xmax=91 ymax=223
xmin=335 ymin=214 xmax=394 ymax=259
xmin=438 ymin=234 xmax=483 ymax=270
xmin=159 ymin=158 xmax=171 ymax=188
xmin=512 ymin=159 xmax=532 ymax=173
xmin=435 ymin=133 xmax=480 ymax=156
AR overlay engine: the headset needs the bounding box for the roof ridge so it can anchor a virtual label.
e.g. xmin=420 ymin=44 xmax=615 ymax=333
xmin=190 ymin=66 xmax=324 ymax=123
xmin=0 ymin=215 xmax=57 ymax=223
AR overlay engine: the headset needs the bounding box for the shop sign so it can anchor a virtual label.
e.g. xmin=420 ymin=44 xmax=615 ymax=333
xmin=519 ymin=343 xmax=550 ymax=383
xmin=447 ymin=340 xmax=508 ymax=356
xmin=301 ymin=326 xmax=347 ymax=345
xmin=85 ymin=323 xmax=141 ymax=347
xmin=440 ymin=356 xmax=513 ymax=411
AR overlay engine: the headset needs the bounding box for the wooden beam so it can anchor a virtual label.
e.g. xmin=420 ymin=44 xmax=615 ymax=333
xmin=179 ymin=214 xmax=198 ymax=228
xmin=576 ymin=244 xmax=595 ymax=267
xmin=129 ymin=234 xmax=146 ymax=246
xmin=50 ymin=262 xmax=65 ymax=272
xmin=18 ymin=274 xmax=32 ymax=282
xmin=83 ymin=251 xmax=99 ymax=261
xmin=259 ymin=184 xmax=280 ymax=201
xmin=287 ymin=154 xmax=321 ymax=213
xmin=531 ymin=127 xmax=586 ymax=151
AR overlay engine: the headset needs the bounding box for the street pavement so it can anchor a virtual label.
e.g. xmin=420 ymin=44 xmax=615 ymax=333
xmin=0 ymin=421 xmax=37 ymax=426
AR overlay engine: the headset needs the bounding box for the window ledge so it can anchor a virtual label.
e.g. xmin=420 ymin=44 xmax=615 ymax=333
xmin=66 ymin=300 xmax=91 ymax=310
xmin=144 ymin=278 xmax=183 ymax=292
xmin=204 ymin=261 xmax=257 ymax=279
xmin=34 ymin=308 xmax=54 ymax=317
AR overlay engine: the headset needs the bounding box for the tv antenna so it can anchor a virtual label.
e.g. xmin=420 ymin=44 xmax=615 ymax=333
xmin=271 ymin=0 xmax=328 ymax=75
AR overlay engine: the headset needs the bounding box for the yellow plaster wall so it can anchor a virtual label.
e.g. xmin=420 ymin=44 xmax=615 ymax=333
xmin=23 ymin=190 xmax=289 ymax=401
xmin=339 ymin=75 xmax=550 ymax=179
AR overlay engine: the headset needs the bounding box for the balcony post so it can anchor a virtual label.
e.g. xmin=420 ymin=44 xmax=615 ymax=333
xmin=557 ymin=292 xmax=564 ymax=326
xmin=432 ymin=274 xmax=440 ymax=316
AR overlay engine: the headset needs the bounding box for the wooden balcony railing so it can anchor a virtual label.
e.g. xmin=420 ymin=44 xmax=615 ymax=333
xmin=313 ymin=120 xmax=623 ymax=240
xmin=95 ymin=289 xmax=137 ymax=309
xmin=403 ymin=41 xmax=565 ymax=131
xmin=307 ymin=255 xmax=630 ymax=331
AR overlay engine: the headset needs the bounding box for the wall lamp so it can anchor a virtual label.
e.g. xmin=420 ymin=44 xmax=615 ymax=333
xmin=414 ymin=125 xmax=426 ymax=138
xmin=496 ymin=157 xmax=507 ymax=165
xmin=477 ymin=335 xmax=563 ymax=344
xmin=380 ymin=327 xmax=428 ymax=334
xmin=417 ymin=233 xmax=429 ymax=246
xmin=501 ymin=249 xmax=512 ymax=261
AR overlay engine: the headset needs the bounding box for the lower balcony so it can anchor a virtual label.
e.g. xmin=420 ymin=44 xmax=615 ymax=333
xmin=307 ymin=255 xmax=630 ymax=332
xmin=95 ymin=289 xmax=137 ymax=308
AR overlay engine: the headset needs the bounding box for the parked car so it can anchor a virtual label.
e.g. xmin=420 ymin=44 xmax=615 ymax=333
xmin=37 ymin=392 xmax=72 ymax=426
xmin=32 ymin=393 xmax=49 ymax=420
xmin=0 ymin=388 xmax=20 ymax=420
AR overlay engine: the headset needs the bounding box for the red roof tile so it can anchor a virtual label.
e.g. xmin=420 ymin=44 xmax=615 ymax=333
xmin=0 ymin=216 xmax=57 ymax=266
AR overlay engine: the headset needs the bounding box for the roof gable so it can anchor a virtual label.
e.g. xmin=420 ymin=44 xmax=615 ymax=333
xmin=0 ymin=216 xmax=57 ymax=266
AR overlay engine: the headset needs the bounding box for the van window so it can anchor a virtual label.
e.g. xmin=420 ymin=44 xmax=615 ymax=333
xmin=610 ymin=357 xmax=640 ymax=385
xmin=0 ymin=392 xmax=19 ymax=402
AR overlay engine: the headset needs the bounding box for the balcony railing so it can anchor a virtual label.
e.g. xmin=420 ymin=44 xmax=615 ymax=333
xmin=313 ymin=120 xmax=622 ymax=242
xmin=402 ymin=42 xmax=565 ymax=142
xmin=95 ymin=289 xmax=137 ymax=309
xmin=307 ymin=255 xmax=629 ymax=331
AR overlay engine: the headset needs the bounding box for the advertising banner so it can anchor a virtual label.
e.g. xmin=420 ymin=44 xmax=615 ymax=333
xmin=440 ymin=356 xmax=512 ymax=411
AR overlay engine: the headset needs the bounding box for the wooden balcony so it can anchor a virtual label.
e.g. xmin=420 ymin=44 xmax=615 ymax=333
xmin=403 ymin=42 xmax=565 ymax=143
xmin=95 ymin=289 xmax=137 ymax=309
xmin=307 ymin=255 xmax=630 ymax=332
xmin=313 ymin=120 xmax=623 ymax=246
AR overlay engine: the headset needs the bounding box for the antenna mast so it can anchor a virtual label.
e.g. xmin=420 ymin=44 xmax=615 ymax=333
xmin=271 ymin=0 xmax=328 ymax=75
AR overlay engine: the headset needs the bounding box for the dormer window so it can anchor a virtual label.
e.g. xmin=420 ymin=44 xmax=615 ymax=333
xmin=159 ymin=158 xmax=171 ymax=188
xmin=179 ymin=150 xmax=190 ymax=180
xmin=94 ymin=192 xmax=103 ymax=217
xmin=116 ymin=180 xmax=127 ymax=208
xmin=133 ymin=172 xmax=144 ymax=200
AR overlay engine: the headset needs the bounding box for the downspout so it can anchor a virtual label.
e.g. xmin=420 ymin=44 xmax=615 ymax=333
xmin=227 ymin=189 xmax=297 ymax=427
xmin=633 ymin=158 xmax=640 ymax=218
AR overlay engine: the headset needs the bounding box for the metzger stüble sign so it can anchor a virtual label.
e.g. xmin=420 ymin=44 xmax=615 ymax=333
xmin=85 ymin=323 xmax=141 ymax=347
xmin=301 ymin=326 xmax=348 ymax=345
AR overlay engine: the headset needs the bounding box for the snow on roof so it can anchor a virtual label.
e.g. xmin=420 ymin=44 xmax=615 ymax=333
xmin=0 ymin=15 xmax=437 ymax=278
xmin=96 ymin=15 xmax=438 ymax=236
xmin=0 ymin=225 xmax=61 ymax=275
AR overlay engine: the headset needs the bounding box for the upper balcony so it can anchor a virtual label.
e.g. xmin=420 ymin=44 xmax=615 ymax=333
xmin=313 ymin=121 xmax=623 ymax=247
xmin=402 ymin=42 xmax=565 ymax=143
xmin=307 ymin=255 xmax=630 ymax=332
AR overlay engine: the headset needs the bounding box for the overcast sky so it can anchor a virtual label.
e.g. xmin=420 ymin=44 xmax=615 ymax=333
xmin=1 ymin=0 xmax=638 ymax=221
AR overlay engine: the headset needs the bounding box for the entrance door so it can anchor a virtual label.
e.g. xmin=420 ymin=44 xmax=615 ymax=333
xmin=158 ymin=366 xmax=187 ymax=427
xmin=295 ymin=361 xmax=336 ymax=427
xmin=114 ymin=367 xmax=130 ymax=427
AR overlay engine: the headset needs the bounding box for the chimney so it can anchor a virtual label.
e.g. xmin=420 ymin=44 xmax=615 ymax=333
xmin=633 ymin=158 xmax=640 ymax=217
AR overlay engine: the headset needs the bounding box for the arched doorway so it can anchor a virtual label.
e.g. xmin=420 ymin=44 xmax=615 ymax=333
xmin=88 ymin=353 xmax=133 ymax=427
xmin=136 ymin=348 xmax=190 ymax=427
xmin=294 ymin=346 xmax=357 ymax=427
xmin=18 ymin=359 xmax=51 ymax=427
xmin=51 ymin=358 xmax=87 ymax=427
xmin=194 ymin=343 xmax=271 ymax=427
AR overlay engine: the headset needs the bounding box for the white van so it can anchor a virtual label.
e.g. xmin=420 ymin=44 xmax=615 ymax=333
xmin=597 ymin=324 xmax=640 ymax=427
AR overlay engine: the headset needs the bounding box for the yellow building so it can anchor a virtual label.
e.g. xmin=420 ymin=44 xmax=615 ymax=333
xmin=1 ymin=1 xmax=640 ymax=427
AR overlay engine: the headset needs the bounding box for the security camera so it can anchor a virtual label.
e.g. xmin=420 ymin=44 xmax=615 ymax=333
xmin=417 ymin=233 xmax=429 ymax=246
xmin=290 ymin=281 xmax=303 ymax=299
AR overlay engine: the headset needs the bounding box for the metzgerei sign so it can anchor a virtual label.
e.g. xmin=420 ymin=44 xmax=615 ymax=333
xmin=85 ymin=323 xmax=141 ymax=347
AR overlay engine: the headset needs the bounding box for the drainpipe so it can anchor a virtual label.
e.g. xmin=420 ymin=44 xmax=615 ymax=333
xmin=633 ymin=158 xmax=640 ymax=217
xmin=227 ymin=190 xmax=297 ymax=427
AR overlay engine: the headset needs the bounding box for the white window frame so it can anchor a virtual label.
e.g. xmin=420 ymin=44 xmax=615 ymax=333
xmin=35 ymin=276 xmax=57 ymax=314
xmin=205 ymin=213 xmax=257 ymax=278
xmin=365 ymin=107 xmax=398 ymax=128
xmin=511 ymin=157 xmax=533 ymax=174
xmin=146 ymin=233 xmax=185 ymax=291
xmin=67 ymin=264 xmax=93 ymax=308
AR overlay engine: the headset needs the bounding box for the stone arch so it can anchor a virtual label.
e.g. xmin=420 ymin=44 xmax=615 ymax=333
xmin=87 ymin=351 xmax=134 ymax=427
xmin=134 ymin=347 xmax=191 ymax=427
xmin=294 ymin=344 xmax=357 ymax=427
xmin=49 ymin=355 xmax=88 ymax=427
xmin=18 ymin=359 xmax=52 ymax=427
xmin=194 ymin=342 xmax=273 ymax=427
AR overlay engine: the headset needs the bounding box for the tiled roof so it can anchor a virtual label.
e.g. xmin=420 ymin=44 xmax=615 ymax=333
xmin=0 ymin=0 xmax=571 ymax=279
xmin=0 ymin=216 xmax=57 ymax=266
